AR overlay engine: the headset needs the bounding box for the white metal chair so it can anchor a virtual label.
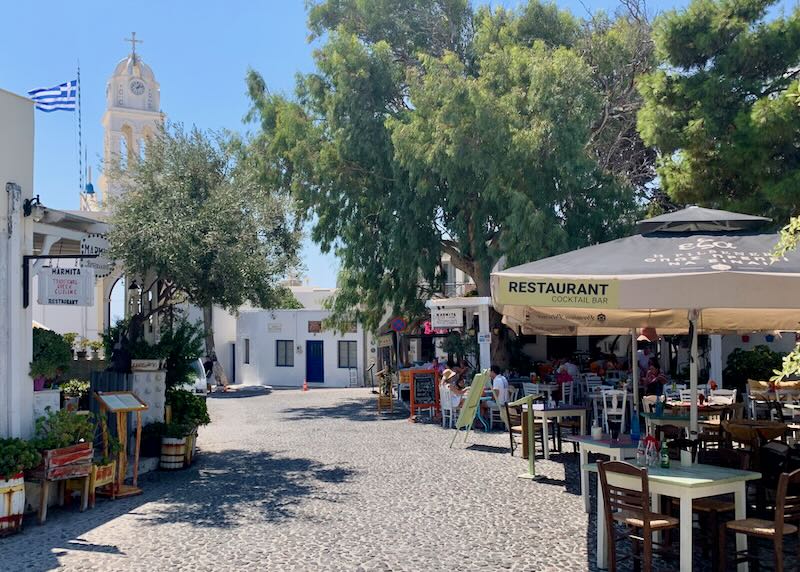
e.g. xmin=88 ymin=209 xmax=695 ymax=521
xmin=521 ymin=382 xmax=540 ymax=397
xmin=601 ymin=389 xmax=628 ymax=434
xmin=679 ymin=388 xmax=706 ymax=402
xmin=561 ymin=381 xmax=574 ymax=405
xmin=708 ymin=388 xmax=737 ymax=405
xmin=440 ymin=384 xmax=455 ymax=428
xmin=489 ymin=386 xmax=518 ymax=430
xmin=583 ymin=374 xmax=603 ymax=396
xmin=605 ymin=371 xmax=623 ymax=384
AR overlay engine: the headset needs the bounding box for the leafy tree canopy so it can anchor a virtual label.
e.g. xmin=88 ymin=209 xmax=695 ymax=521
xmin=638 ymin=0 xmax=800 ymax=222
xmin=247 ymin=0 xmax=654 ymax=333
xmin=108 ymin=124 xmax=301 ymax=348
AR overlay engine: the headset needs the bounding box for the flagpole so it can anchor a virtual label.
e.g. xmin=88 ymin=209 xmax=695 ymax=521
xmin=77 ymin=62 xmax=83 ymax=194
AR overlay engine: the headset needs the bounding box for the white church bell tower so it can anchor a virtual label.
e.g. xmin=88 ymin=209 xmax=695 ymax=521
xmin=92 ymin=33 xmax=162 ymax=210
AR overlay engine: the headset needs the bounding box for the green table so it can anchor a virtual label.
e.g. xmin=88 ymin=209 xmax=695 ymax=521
xmin=585 ymin=462 xmax=761 ymax=571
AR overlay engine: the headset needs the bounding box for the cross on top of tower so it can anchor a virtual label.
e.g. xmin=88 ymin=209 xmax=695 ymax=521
xmin=124 ymin=32 xmax=142 ymax=58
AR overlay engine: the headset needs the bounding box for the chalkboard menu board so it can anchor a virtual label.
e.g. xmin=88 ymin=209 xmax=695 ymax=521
xmin=413 ymin=372 xmax=436 ymax=406
xmin=406 ymin=369 xmax=439 ymax=419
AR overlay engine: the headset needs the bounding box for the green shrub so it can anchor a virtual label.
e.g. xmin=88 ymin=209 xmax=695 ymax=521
xmin=30 ymin=328 xmax=73 ymax=381
xmin=0 ymin=438 xmax=41 ymax=480
xmin=33 ymin=408 xmax=95 ymax=451
xmin=160 ymin=318 xmax=204 ymax=390
xmin=168 ymin=389 xmax=210 ymax=428
xmin=723 ymin=345 xmax=786 ymax=396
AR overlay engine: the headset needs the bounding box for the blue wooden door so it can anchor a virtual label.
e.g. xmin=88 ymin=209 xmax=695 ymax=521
xmin=306 ymin=341 xmax=324 ymax=384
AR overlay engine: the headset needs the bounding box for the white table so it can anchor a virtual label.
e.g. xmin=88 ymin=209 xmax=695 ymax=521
xmin=586 ymin=462 xmax=761 ymax=571
xmin=571 ymin=435 xmax=639 ymax=513
xmin=523 ymin=405 xmax=588 ymax=460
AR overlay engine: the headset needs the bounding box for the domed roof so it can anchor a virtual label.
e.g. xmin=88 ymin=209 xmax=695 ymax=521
xmin=112 ymin=55 xmax=156 ymax=82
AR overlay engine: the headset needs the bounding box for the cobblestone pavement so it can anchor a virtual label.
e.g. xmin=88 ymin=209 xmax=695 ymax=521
xmin=1 ymin=388 xmax=789 ymax=571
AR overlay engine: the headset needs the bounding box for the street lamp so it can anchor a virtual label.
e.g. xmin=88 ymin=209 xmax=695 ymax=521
xmin=22 ymin=195 xmax=45 ymax=222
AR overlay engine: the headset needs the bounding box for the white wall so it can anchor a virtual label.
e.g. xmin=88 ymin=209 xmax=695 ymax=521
xmin=236 ymin=309 xmax=363 ymax=388
xmin=182 ymin=304 xmax=237 ymax=382
xmin=0 ymin=89 xmax=35 ymax=437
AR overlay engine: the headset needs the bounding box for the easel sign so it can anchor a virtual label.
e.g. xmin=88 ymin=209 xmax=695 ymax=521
xmin=95 ymin=391 xmax=148 ymax=498
xmin=450 ymin=371 xmax=489 ymax=447
xmin=409 ymin=369 xmax=439 ymax=420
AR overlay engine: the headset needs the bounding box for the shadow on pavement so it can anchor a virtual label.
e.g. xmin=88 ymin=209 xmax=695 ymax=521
xmin=142 ymin=449 xmax=358 ymax=528
xmin=280 ymin=398 xmax=407 ymax=422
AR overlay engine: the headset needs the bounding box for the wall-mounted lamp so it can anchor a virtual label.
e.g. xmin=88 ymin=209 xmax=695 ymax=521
xmin=128 ymin=279 xmax=140 ymax=290
xmin=23 ymin=195 xmax=45 ymax=222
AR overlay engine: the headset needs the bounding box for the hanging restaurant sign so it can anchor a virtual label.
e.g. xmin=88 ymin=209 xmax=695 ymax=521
xmin=494 ymin=276 xmax=620 ymax=309
xmin=37 ymin=266 xmax=95 ymax=306
xmin=80 ymin=233 xmax=114 ymax=279
xmin=430 ymin=308 xmax=464 ymax=329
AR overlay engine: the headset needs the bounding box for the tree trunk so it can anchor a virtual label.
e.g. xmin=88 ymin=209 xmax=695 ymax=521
xmin=473 ymin=266 xmax=513 ymax=370
xmin=202 ymin=304 xmax=215 ymax=358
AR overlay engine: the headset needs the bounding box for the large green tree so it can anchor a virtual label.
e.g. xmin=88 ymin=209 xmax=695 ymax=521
xmin=638 ymin=0 xmax=800 ymax=222
xmin=108 ymin=124 xmax=301 ymax=355
xmin=247 ymin=0 xmax=654 ymax=362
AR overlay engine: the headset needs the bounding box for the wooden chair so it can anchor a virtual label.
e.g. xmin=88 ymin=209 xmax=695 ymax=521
xmin=598 ymin=460 xmax=679 ymax=572
xmin=503 ymin=402 xmax=553 ymax=457
xmin=698 ymin=406 xmax=735 ymax=450
xmin=720 ymin=468 xmax=800 ymax=572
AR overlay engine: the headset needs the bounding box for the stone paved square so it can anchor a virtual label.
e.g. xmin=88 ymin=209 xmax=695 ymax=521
xmin=1 ymin=388 xmax=790 ymax=571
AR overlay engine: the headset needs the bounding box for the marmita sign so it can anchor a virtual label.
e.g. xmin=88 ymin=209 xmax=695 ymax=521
xmin=495 ymin=277 xmax=619 ymax=309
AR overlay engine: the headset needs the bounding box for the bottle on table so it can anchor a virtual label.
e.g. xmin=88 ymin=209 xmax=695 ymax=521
xmin=660 ymin=441 xmax=670 ymax=468
xmin=636 ymin=439 xmax=646 ymax=466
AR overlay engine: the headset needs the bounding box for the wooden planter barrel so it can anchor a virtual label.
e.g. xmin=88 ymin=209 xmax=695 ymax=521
xmin=0 ymin=473 xmax=25 ymax=536
xmin=160 ymin=437 xmax=187 ymax=470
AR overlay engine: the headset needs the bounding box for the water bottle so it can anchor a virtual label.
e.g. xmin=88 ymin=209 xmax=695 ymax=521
xmin=630 ymin=408 xmax=640 ymax=444
xmin=636 ymin=439 xmax=646 ymax=466
xmin=647 ymin=440 xmax=658 ymax=467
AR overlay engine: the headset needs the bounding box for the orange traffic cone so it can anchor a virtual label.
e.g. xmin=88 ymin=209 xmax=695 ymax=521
xmin=303 ymin=379 xmax=308 ymax=392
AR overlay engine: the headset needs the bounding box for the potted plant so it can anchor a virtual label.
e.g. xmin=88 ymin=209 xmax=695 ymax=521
xmin=62 ymin=332 xmax=78 ymax=359
xmin=0 ymin=438 xmax=40 ymax=536
xmin=30 ymin=408 xmax=95 ymax=481
xmin=60 ymin=379 xmax=90 ymax=411
xmin=89 ymin=432 xmax=121 ymax=507
xmin=76 ymin=337 xmax=89 ymax=360
xmin=30 ymin=328 xmax=73 ymax=391
xmin=159 ymin=422 xmax=194 ymax=470
xmin=159 ymin=389 xmax=211 ymax=469
xmin=88 ymin=339 xmax=104 ymax=360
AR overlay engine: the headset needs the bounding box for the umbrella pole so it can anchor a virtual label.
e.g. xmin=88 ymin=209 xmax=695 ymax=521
xmin=630 ymin=329 xmax=640 ymax=412
xmin=689 ymin=310 xmax=700 ymax=436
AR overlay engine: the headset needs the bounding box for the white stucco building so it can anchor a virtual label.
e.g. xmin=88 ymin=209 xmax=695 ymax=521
xmin=236 ymin=287 xmax=365 ymax=388
xmin=0 ymin=88 xmax=35 ymax=437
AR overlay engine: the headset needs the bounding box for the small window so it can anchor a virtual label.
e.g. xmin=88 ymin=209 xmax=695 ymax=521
xmin=338 ymin=340 xmax=357 ymax=368
xmin=276 ymin=340 xmax=294 ymax=367
xmin=243 ymin=339 xmax=250 ymax=365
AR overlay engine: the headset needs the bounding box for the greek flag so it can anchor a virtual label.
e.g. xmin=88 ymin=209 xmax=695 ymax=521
xmin=27 ymin=80 xmax=77 ymax=112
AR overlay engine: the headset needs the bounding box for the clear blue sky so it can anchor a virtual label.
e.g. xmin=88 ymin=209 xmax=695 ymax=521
xmin=0 ymin=0 xmax=693 ymax=288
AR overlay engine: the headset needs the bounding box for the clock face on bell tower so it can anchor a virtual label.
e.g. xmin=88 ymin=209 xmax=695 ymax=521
xmin=129 ymin=79 xmax=145 ymax=95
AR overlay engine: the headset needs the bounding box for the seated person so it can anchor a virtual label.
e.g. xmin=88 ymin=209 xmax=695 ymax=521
xmin=441 ymin=368 xmax=466 ymax=412
xmin=644 ymin=357 xmax=668 ymax=396
xmin=605 ymin=354 xmax=620 ymax=371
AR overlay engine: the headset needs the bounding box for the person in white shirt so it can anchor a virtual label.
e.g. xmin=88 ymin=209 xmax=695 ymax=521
xmin=489 ymin=365 xmax=509 ymax=405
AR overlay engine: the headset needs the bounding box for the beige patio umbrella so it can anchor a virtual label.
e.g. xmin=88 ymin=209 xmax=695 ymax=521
xmin=491 ymin=206 xmax=800 ymax=434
